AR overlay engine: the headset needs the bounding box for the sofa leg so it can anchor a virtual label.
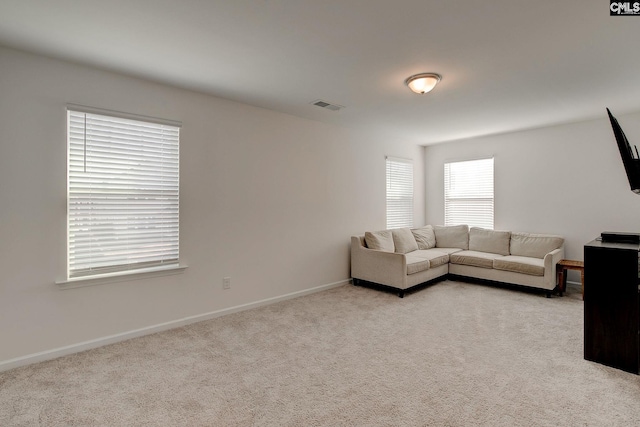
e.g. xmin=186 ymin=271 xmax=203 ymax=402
xmin=546 ymin=291 xmax=551 ymax=298
xmin=398 ymin=291 xmax=405 ymax=298
xmin=352 ymin=278 xmax=359 ymax=286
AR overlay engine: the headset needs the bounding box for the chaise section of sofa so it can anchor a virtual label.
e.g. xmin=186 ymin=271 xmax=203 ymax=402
xmin=350 ymin=225 xmax=564 ymax=297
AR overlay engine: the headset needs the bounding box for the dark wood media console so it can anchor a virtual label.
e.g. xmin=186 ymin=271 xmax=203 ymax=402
xmin=584 ymin=239 xmax=639 ymax=374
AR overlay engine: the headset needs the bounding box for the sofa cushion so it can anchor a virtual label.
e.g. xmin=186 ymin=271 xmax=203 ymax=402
xmin=450 ymin=250 xmax=505 ymax=269
xmin=405 ymin=254 xmax=430 ymax=275
xmin=429 ymin=247 xmax=464 ymax=256
xmin=364 ymin=230 xmax=395 ymax=252
xmin=469 ymin=227 xmax=511 ymax=256
xmin=434 ymin=224 xmax=469 ymax=249
xmin=510 ymin=232 xmax=564 ymax=259
xmin=493 ymin=255 xmax=544 ymax=276
xmin=392 ymin=228 xmax=419 ymax=254
xmin=412 ymin=249 xmax=450 ymax=268
xmin=411 ymin=225 xmax=436 ymax=249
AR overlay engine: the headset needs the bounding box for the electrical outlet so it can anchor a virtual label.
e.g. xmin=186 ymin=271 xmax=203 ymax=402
xmin=223 ymin=277 xmax=231 ymax=290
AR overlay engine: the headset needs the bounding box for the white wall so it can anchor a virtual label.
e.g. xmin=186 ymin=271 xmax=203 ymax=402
xmin=425 ymin=111 xmax=640 ymax=268
xmin=0 ymin=46 xmax=425 ymax=365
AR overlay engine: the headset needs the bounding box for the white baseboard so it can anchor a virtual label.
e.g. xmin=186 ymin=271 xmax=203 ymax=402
xmin=0 ymin=279 xmax=350 ymax=373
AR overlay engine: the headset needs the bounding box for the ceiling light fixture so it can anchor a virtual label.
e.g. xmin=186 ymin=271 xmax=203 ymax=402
xmin=405 ymin=73 xmax=441 ymax=94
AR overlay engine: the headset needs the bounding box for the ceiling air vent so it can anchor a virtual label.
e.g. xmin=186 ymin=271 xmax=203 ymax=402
xmin=311 ymin=100 xmax=344 ymax=112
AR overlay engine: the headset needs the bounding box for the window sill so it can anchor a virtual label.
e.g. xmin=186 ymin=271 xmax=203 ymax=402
xmin=56 ymin=264 xmax=188 ymax=290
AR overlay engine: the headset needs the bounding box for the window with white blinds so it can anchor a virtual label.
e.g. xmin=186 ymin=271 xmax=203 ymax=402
xmin=67 ymin=108 xmax=180 ymax=279
xmin=386 ymin=157 xmax=414 ymax=229
xmin=444 ymin=157 xmax=494 ymax=229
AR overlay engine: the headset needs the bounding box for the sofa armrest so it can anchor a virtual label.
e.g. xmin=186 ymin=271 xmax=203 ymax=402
xmin=543 ymin=247 xmax=565 ymax=288
xmin=351 ymin=236 xmax=407 ymax=288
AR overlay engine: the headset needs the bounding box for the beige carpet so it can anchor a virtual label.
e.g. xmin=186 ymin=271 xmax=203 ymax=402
xmin=1 ymin=280 xmax=639 ymax=426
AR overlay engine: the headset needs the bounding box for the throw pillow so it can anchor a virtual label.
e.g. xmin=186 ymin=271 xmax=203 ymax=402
xmin=411 ymin=225 xmax=436 ymax=249
xmin=364 ymin=230 xmax=395 ymax=252
xmin=434 ymin=224 xmax=469 ymax=249
xmin=392 ymin=228 xmax=419 ymax=254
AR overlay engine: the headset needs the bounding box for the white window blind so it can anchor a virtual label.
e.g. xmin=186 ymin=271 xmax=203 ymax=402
xmin=386 ymin=157 xmax=414 ymax=229
xmin=444 ymin=157 xmax=494 ymax=229
xmin=67 ymin=109 xmax=180 ymax=279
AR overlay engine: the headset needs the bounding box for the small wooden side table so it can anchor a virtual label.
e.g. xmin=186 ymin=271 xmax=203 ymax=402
xmin=556 ymin=259 xmax=584 ymax=300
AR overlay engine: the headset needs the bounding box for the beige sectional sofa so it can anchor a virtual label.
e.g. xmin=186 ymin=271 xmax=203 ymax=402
xmin=350 ymin=225 xmax=564 ymax=297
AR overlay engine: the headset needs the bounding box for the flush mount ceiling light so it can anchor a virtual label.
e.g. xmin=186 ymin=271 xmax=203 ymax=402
xmin=405 ymin=73 xmax=441 ymax=94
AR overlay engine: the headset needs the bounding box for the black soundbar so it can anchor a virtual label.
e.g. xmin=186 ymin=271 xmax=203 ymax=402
xmin=601 ymin=232 xmax=640 ymax=244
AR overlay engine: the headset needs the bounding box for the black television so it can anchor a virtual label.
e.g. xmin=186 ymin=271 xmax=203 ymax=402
xmin=607 ymin=108 xmax=640 ymax=194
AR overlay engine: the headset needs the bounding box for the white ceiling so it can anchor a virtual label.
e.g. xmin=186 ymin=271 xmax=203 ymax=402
xmin=1 ymin=0 xmax=638 ymax=145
